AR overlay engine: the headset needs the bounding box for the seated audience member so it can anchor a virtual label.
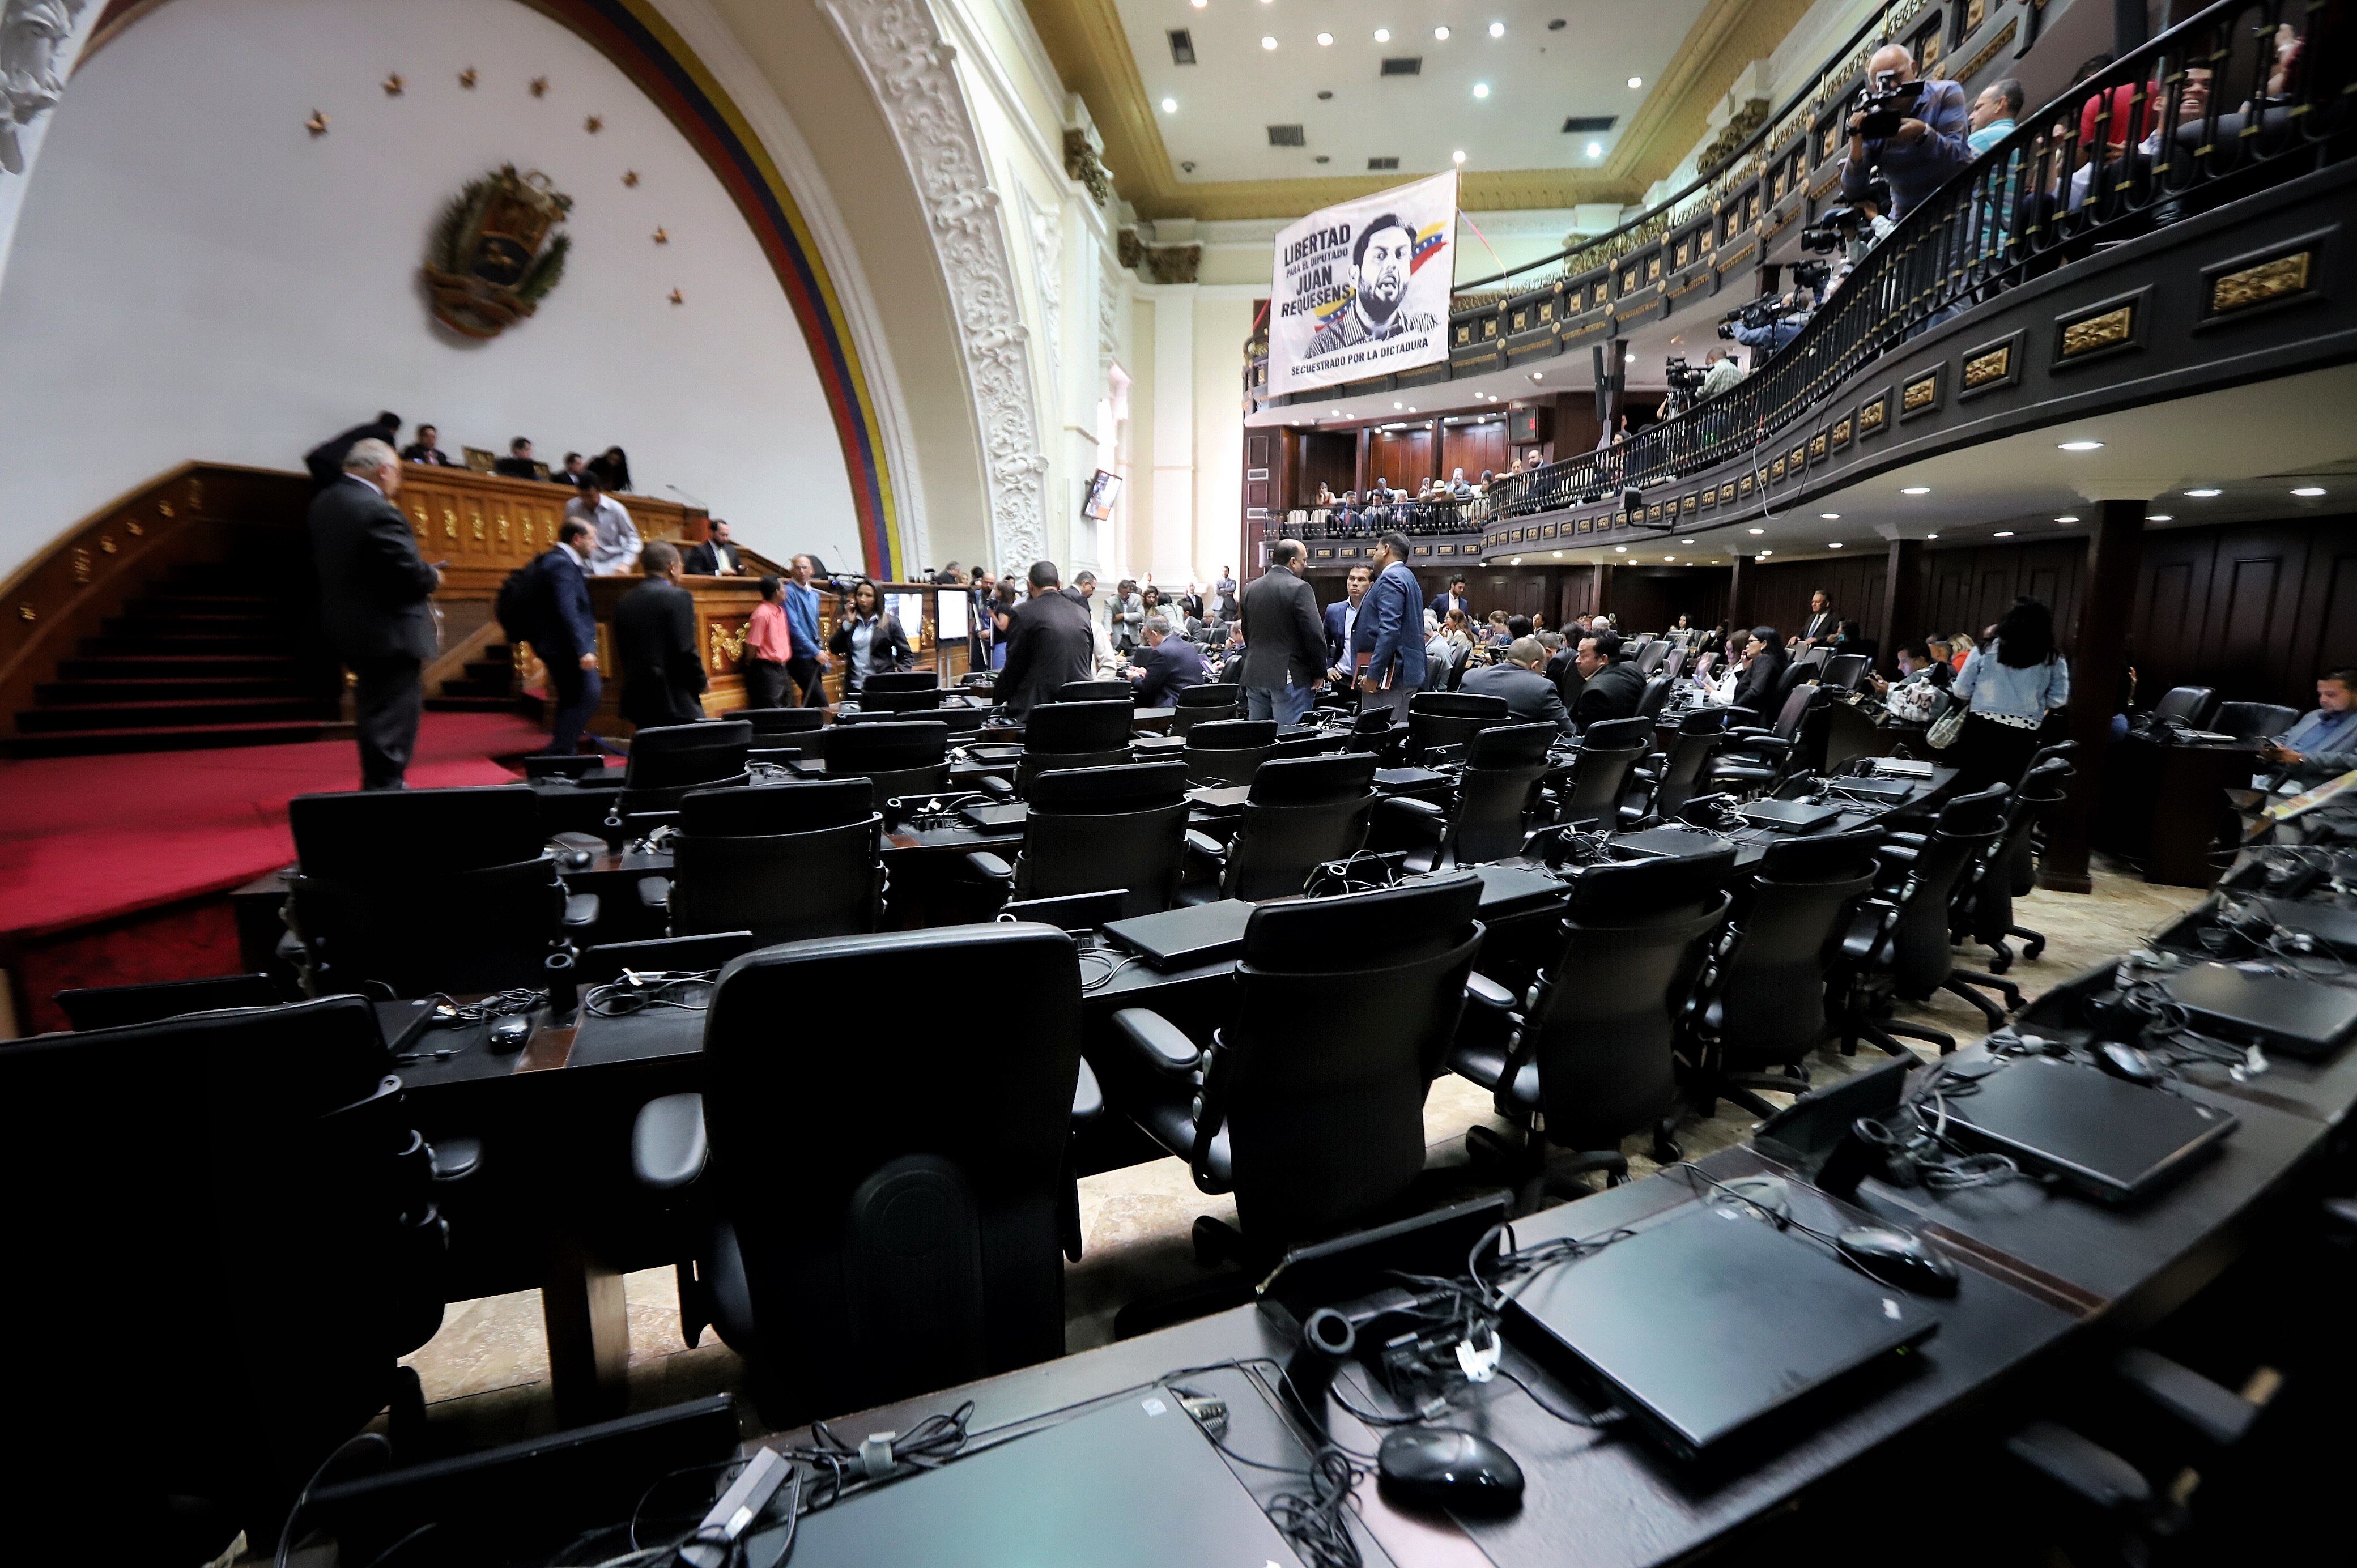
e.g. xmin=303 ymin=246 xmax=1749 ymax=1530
xmin=1463 ymin=636 xmax=1575 ymax=735
xmin=1545 ymin=631 xmax=1582 ymax=707
xmin=828 ymin=577 xmax=916 ymax=700
xmin=1127 ymin=613 xmax=1206 ymax=705
xmin=2261 ymin=669 xmax=2357 ymax=785
xmin=996 ymin=559 xmax=1094 ymax=719
xmin=1700 ymin=346 xmax=1746 ymax=399
xmin=493 ymin=436 xmax=541 ymax=480
xmin=615 ymin=541 xmax=707 ymax=727
xmin=1839 ymin=42 xmax=1969 ymax=221
xmin=1871 ymin=641 xmax=1951 ymax=722
xmin=1446 ymin=467 xmax=1473 ymax=497
xmin=1313 ymin=482 xmax=1336 ymax=506
xmin=1969 ymin=76 xmax=2023 ymax=154
xmin=1569 ymin=630 xmax=1645 ymax=730
xmin=742 ymin=573 xmax=792 ymax=709
xmin=1422 ymin=611 xmax=1452 ymax=681
xmin=589 ymin=445 xmax=633 ymax=492
xmin=1730 ymin=627 xmax=1788 ymax=714
xmin=402 ymin=423 xmax=455 ymax=466
xmin=559 ymin=451 xmax=590 ymax=487
xmin=304 ymin=411 xmax=401 ymax=489
xmin=682 ymin=519 xmax=742 ymax=576
xmin=566 ymin=476 xmax=641 ymax=576
xmin=1828 ymin=619 xmax=1877 ymax=662
xmin=1947 ymin=631 xmax=1975 ymax=672
xmin=1505 ymin=614 xmax=1534 ymax=642
xmin=1441 ymin=608 xmax=1474 ymax=653
xmin=1483 ymin=610 xmax=1513 ymax=647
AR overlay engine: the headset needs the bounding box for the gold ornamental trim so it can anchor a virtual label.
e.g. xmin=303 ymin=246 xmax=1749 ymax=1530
xmin=2061 ymin=304 xmax=2134 ymax=357
xmin=2210 ymin=250 xmax=2311 ymax=315
xmin=1903 ymin=373 xmax=1939 ymax=412
xmin=1859 ymin=398 xmax=1887 ymax=432
xmin=1963 ymin=345 xmax=2011 ymax=388
xmin=709 ymin=619 xmax=748 ymax=672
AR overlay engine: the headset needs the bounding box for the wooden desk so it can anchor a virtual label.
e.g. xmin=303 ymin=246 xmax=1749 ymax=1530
xmin=2101 ymin=735 xmax=2261 ymax=888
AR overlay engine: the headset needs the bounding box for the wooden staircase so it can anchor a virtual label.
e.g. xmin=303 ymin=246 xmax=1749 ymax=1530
xmin=425 ymin=638 xmax=542 ymax=717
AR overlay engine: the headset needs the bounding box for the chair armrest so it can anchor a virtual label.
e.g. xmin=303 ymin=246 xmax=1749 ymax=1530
xmin=1842 ymin=899 xmax=1897 ymax=962
xmin=964 ymin=850 xmax=1014 ymax=882
xmin=1184 ymin=828 xmax=1227 ymax=860
xmin=1111 ymin=1007 xmax=1202 ymax=1075
xmin=1884 ymin=830 xmax=1929 ymax=849
xmin=426 ymin=1136 xmax=482 ymax=1183
xmin=633 ymin=876 xmax=671 ymax=911
xmin=564 ymin=892 xmax=602 ymax=930
xmin=977 ymin=774 xmax=1014 ymax=799
xmin=2005 ymin=1421 xmax=2151 ymax=1511
xmin=1071 ymin=1058 xmax=1105 ymax=1125
xmin=2113 ymin=1348 xmax=2262 ymax=1447
xmin=631 ymin=1092 xmax=708 ymax=1191
xmin=1464 ymin=970 xmax=1518 ymax=1014
xmin=1723 ymin=727 xmax=1779 ymax=745
xmin=1375 ymin=793 xmax=1448 ymax=841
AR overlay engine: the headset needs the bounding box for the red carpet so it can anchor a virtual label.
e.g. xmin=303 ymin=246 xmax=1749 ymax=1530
xmin=0 ymin=710 xmax=548 ymax=940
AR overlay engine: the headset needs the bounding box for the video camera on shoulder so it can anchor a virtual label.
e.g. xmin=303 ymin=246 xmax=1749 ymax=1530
xmin=1854 ymin=69 xmax=1925 ymax=139
xmin=1663 ymin=355 xmax=1708 ymax=391
xmin=1717 ymin=297 xmax=1783 ymax=338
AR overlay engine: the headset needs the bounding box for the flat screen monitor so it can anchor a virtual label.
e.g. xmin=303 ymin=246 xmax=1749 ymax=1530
xmin=887 ymin=590 xmax=930 ymax=648
xmin=1082 ymin=468 xmax=1124 ymax=521
xmin=935 ymin=589 xmax=969 ymax=642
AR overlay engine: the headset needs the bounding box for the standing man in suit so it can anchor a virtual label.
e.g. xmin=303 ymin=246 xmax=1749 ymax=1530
xmin=682 ymin=519 xmax=742 ymax=576
xmin=1794 ymin=590 xmax=1837 ymax=646
xmin=1323 ymin=564 xmax=1371 ymax=685
xmin=533 ymin=517 xmax=602 ymax=757
xmin=615 ymin=542 xmax=707 ymax=728
xmin=995 ymin=560 xmax=1095 ymax=720
xmin=567 ymin=476 xmax=640 ymax=576
xmin=1353 ymin=532 xmax=1427 ymax=724
xmin=783 ymin=554 xmax=832 ymax=707
xmin=304 ymin=411 xmax=400 ymax=489
xmin=1126 ymin=615 xmax=1206 ymax=705
xmin=1428 ymin=575 xmax=1469 ymax=621
xmin=1463 ymin=637 xmax=1575 ymax=734
xmin=309 ymin=439 xmax=440 ymax=789
xmin=1237 ymin=538 xmax=1327 ymax=724
xmin=1569 ymin=630 xmax=1645 ymax=730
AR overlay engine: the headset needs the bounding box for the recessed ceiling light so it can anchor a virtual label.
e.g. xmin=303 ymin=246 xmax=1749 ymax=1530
xmin=1490 ymin=20 xmax=1507 ymax=38
xmin=2184 ymin=487 xmax=2221 ymax=497
xmin=1406 ymin=406 xmax=1416 ymax=412
xmin=2054 ymin=514 xmax=2079 ymax=523
xmin=1553 ymin=551 xmax=1562 ymax=557
xmin=2292 ymin=486 xmax=2327 ymax=496
xmin=1925 ymin=532 xmax=1938 ymax=539
xmin=1452 ymin=149 xmax=1467 ymax=163
xmin=1330 ymin=408 xmax=1341 ymax=415
xmin=1993 ymin=530 xmax=2015 ymax=537
xmin=1614 ymin=545 xmax=1626 ymax=552
xmin=1529 ymin=372 xmax=1543 ymax=381
xmin=1473 ymin=82 xmax=1490 ymax=98
xmin=1682 ymin=538 xmax=1694 ymax=544
xmin=2146 ymin=513 xmax=2173 ymax=522
xmin=1393 ymin=401 xmax=1403 ymax=409
xmin=1627 ymin=75 xmax=1643 ymax=89
xmin=1748 ymin=527 xmax=1764 ymax=534
xmin=1663 ymin=555 xmax=1676 ymax=561
xmin=1510 ymin=557 xmax=1522 ymax=565
xmin=1160 ymin=96 xmax=1176 ymax=112
xmin=1819 ymin=512 xmax=1839 ymax=519
xmin=1584 ymin=140 xmax=1603 ymax=158
xmin=1900 ymin=486 xmax=1929 ymax=495
xmin=1316 ymin=31 xmax=1332 ymax=45
xmin=1827 ymin=541 xmax=1843 ymax=548
xmin=1373 ymin=27 xmax=1389 ymax=41
xmin=1434 ymin=25 xmax=1451 ymax=39
xmin=1192 ymin=0 xmax=1206 ymax=7
xmin=1757 ymin=549 xmax=1771 ymax=556
xmin=1261 ymin=35 xmax=1277 ymax=49
xmin=2057 ymin=440 xmax=2104 ymax=451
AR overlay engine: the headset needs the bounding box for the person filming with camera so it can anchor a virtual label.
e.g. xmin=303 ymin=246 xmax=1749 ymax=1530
xmin=1840 ymin=44 xmax=1971 ymax=221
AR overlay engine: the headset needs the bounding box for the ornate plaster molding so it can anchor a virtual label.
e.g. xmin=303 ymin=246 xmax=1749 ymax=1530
xmin=818 ymin=0 xmax=1047 ymax=570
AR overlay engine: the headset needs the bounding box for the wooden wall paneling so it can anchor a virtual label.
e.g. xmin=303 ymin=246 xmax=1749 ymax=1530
xmin=1292 ymin=431 xmax=1356 ymax=506
xmin=1366 ymin=430 xmax=1434 ymax=491
xmin=1441 ymin=423 xmax=1508 ymax=483
xmin=2131 ymin=517 xmax=2355 ymax=708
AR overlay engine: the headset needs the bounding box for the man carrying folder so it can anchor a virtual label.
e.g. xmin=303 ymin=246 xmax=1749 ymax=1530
xmin=1353 ymin=531 xmax=1427 ymax=723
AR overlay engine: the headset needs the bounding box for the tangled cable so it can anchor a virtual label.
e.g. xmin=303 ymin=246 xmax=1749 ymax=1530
xmin=584 ymin=969 xmax=718 ymax=1018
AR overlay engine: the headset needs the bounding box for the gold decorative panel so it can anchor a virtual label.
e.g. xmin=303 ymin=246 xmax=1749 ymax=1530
xmin=2210 ymin=250 xmax=2311 ymax=314
xmin=1832 ymin=416 xmax=1853 ymax=445
xmin=1963 ymin=345 xmax=2011 ymax=387
xmin=1859 ymin=399 xmax=1887 ymax=432
xmin=2061 ymin=304 xmax=2134 ymax=357
xmin=1718 ymin=483 xmax=1735 ymax=503
xmin=709 ymin=618 xmax=747 ymax=672
xmin=1771 ymin=457 xmax=1787 ymax=480
xmin=1739 ymin=474 xmax=1754 ymax=496
xmin=1903 ymin=374 xmax=1938 ymax=412
xmin=1967 ymin=0 xmax=1985 ymax=29
xmin=1647 ymin=255 xmax=1662 ymax=281
xmin=1809 ymin=433 xmax=1828 ymax=461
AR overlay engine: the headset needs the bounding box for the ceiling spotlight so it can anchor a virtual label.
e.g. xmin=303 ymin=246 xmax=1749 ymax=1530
xmin=1373 ymin=28 xmax=1389 ymax=41
xmin=2057 ymin=440 xmax=2104 ymax=451
xmin=1490 ymin=20 xmax=1505 ymax=36
xmin=1192 ymin=0 xmax=1206 ymax=7
xmin=1827 ymin=541 xmax=1844 ymax=548
xmin=1627 ymin=75 xmax=1643 ymax=89
xmin=2146 ymin=514 xmax=2173 ymax=522
xmin=1993 ymin=530 xmax=2015 ymax=537
xmin=1331 ymin=408 xmax=1341 ymax=415
xmin=1316 ymin=31 xmax=1333 ymax=44
xmin=1530 ymin=372 xmax=1543 ymax=382
xmin=1682 ymin=538 xmax=1695 ymax=544
xmin=1584 ymin=140 xmax=1603 ymax=159
xmin=1511 ymin=557 xmax=1522 ymax=565
xmin=1261 ymin=35 xmax=1277 ymax=49
xmin=1614 ymin=545 xmax=1627 ymax=552
xmin=1160 ymin=96 xmax=1176 ymax=112
xmin=1393 ymin=401 xmax=1403 ymax=409
xmin=1663 ymin=555 xmax=1676 ymax=561
xmin=1748 ymin=527 xmax=1764 ymax=535
xmin=1406 ymin=406 xmax=1416 ymax=412
xmin=1925 ymin=532 xmax=1938 ymax=539
xmin=2292 ymin=486 xmax=2327 ymax=497
xmin=1900 ymin=486 xmax=1929 ymax=495
xmin=1434 ymin=25 xmax=1451 ymax=39
xmin=1757 ymin=549 xmax=1771 ymax=556
xmin=1553 ymin=551 xmax=1563 ymax=557
xmin=2184 ymin=487 xmax=2221 ymax=497
xmin=1473 ymin=82 xmax=1490 ymax=98
xmin=1452 ymin=149 xmax=1467 ymax=163
xmin=2053 ymin=514 xmax=2079 ymax=523
xmin=1819 ymin=512 xmax=1839 ymax=520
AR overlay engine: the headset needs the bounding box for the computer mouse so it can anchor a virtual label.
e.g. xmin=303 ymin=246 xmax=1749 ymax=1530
xmin=2094 ymin=1039 xmax=2167 ymax=1086
xmin=488 ymin=1016 xmax=531 ymax=1053
xmin=1834 ymin=1225 xmax=1960 ymax=1296
xmin=1377 ymin=1427 xmax=1524 ymax=1515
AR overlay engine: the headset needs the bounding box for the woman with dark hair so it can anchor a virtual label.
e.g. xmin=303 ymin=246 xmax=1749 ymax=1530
xmin=1729 ymin=626 xmax=1788 ymax=715
xmin=827 ymin=577 xmax=914 ymax=698
xmin=587 ymin=446 xmax=632 ymax=492
xmin=742 ymin=574 xmax=793 ymax=709
xmin=1950 ymin=596 xmax=2070 ymax=791
xmin=990 ymin=579 xmax=1019 ymax=670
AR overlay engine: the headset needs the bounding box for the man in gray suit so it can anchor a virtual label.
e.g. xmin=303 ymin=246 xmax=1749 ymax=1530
xmin=1236 ymin=539 xmax=1326 ymax=723
xmin=309 ymin=438 xmax=440 ymax=789
xmin=1461 ymin=637 xmax=1575 ymax=735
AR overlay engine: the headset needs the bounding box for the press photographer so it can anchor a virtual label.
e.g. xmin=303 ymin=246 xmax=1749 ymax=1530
xmin=1718 ymin=286 xmax=1815 ymax=359
xmin=1799 ymin=182 xmax=1893 ymax=265
xmin=1659 ymin=353 xmax=1709 ymax=416
xmin=1839 ymin=44 xmax=1969 ymax=220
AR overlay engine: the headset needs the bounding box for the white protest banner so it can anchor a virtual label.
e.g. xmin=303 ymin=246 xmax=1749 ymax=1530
xmin=1268 ymin=171 xmax=1457 ymax=398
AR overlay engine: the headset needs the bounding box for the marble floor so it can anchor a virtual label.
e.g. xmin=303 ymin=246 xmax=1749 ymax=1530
xmin=396 ymin=854 xmax=2205 ymax=1447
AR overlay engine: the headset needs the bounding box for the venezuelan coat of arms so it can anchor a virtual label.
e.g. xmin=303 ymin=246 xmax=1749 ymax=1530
xmin=423 ymin=164 xmax=572 ymax=339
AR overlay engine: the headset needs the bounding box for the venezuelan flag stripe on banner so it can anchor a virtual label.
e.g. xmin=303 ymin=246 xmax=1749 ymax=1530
xmin=1409 ymin=220 xmax=1449 ymax=274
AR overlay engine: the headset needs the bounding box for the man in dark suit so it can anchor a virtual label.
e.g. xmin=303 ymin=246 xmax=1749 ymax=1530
xmin=995 ymin=560 xmax=1094 ymax=721
xmin=308 ymin=439 xmax=440 ymax=789
xmin=1322 ymin=564 xmax=1371 ymax=683
xmin=1730 ymin=627 xmax=1789 ymax=716
xmin=1428 ymin=574 xmax=1469 ymax=621
xmin=534 ymin=517 xmax=602 ymax=756
xmin=1463 ymin=637 xmax=1574 ymax=734
xmin=1126 ymin=615 xmax=1206 ymax=705
xmin=1544 ymin=633 xmax=1585 ymax=710
xmin=1569 ymin=630 xmax=1645 ymax=731
xmin=680 ymin=519 xmax=743 ymax=576
xmin=493 ymin=437 xmax=541 ymax=481
xmin=1794 ymin=590 xmax=1837 ymax=646
xmin=1237 ymin=539 xmax=1326 ymax=724
xmin=304 ymin=411 xmax=400 ymax=490
xmin=614 ymin=541 xmax=708 ymax=729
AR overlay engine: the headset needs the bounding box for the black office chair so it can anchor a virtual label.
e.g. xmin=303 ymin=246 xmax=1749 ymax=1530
xmin=1822 ymin=653 xmax=1872 ymax=693
xmin=1681 ymin=827 xmax=1883 ymax=1119
xmin=1706 ymin=687 xmax=1820 ymax=796
xmin=1837 ymin=783 xmax=2019 ymax=1055
xmin=2148 ymin=685 xmax=2220 ymax=728
xmin=858 ymin=671 xmax=946 ymax=713
xmin=284 ymin=786 xmax=595 ymax=997
xmin=1443 ymin=641 xmax=1474 ymax=691
xmin=1453 ymin=847 xmax=1735 ymax=1208
xmin=627 ymin=925 xmax=1083 ymax=1420
xmin=2211 ymin=701 xmax=2300 ymax=742
xmin=983 ymin=700 xmax=1137 ymax=799
xmin=54 ymin=973 xmax=284 ymax=1030
xmin=1377 ymin=722 xmax=1558 ymax=868
xmin=1662 ymin=646 xmax=1688 ymax=681
xmin=1181 ymin=718 xmax=1280 ymax=788
xmin=814 ymin=718 xmax=950 ymax=802
xmin=1553 ymin=717 xmax=1649 ymax=828
xmin=1169 ymin=682 xmax=1241 ymax=735
xmin=965 ymin=762 xmax=1191 ymax=917
xmin=1109 ymin=875 xmax=1484 ymax=1259
xmin=6 ymin=996 xmax=448 ymax=1557
xmin=611 ymin=722 xmax=755 ymax=829
xmin=1404 ymin=689 xmax=1511 ymax=764
xmin=723 ymin=705 xmax=824 ymax=765
xmin=1628 ymin=708 xmax=1734 ymax=821
xmin=1634 ymin=640 xmax=1670 ymax=676
xmin=1184 ymin=752 xmax=1379 ymax=901
xmin=643 ymin=779 xmax=885 ymax=943
xmin=1963 ymin=755 xmax=2074 ymax=972
xmin=1635 ymin=671 xmax=1674 ymax=720
xmin=1058 ymin=679 xmax=1135 ymax=705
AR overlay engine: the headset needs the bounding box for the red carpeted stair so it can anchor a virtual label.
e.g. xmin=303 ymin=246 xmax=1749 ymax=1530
xmin=6 ymin=558 xmax=349 ymax=756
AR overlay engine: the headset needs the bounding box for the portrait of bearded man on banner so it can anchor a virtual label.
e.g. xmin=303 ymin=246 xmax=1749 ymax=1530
xmin=1305 ymin=211 xmax=1439 ymax=357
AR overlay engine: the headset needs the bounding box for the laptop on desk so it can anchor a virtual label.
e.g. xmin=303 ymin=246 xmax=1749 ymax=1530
xmin=2242 ymin=896 xmax=2357 ymax=960
xmin=1103 ymin=899 xmax=1256 ymax=971
xmin=1824 ymin=776 xmax=1917 ymax=804
xmin=1738 ymin=798 xmax=1846 ymax=833
xmin=1940 ymin=1053 xmax=2239 ymax=1202
xmin=955 ymin=800 xmax=1030 ymax=832
xmin=2162 ymin=961 xmax=2357 ymax=1060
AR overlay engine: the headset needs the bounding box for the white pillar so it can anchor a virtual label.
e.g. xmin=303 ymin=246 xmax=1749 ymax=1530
xmin=1146 ymin=282 xmax=1197 ymax=586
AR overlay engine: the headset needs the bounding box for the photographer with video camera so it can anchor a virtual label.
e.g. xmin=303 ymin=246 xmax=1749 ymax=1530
xmin=1799 ymin=183 xmax=1892 ymax=268
xmin=1720 ymin=284 xmax=1815 ymax=359
xmin=1659 ymin=353 xmax=1711 ymax=417
xmin=1840 ymin=44 xmax=1969 ymax=221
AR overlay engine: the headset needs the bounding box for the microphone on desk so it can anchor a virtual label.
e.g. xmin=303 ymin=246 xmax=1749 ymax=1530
xmin=665 ymin=483 xmax=711 ymax=510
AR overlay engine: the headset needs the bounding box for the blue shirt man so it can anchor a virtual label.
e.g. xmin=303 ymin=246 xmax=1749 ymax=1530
xmin=781 ymin=554 xmax=831 ymax=707
xmin=2265 ymin=672 xmax=2357 ymax=785
xmin=1839 ymin=44 xmax=1971 ymax=220
xmin=1352 ymin=534 xmax=1427 ymax=723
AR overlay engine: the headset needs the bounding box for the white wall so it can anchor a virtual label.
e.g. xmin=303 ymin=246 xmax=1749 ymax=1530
xmin=0 ymin=0 xmax=859 ymax=580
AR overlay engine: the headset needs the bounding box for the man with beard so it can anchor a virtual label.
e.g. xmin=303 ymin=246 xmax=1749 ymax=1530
xmin=1305 ymin=213 xmax=1437 ymax=357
